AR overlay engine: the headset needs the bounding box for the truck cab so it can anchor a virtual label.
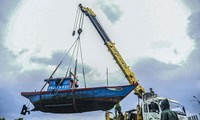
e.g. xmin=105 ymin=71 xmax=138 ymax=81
xmin=142 ymin=96 xmax=188 ymax=120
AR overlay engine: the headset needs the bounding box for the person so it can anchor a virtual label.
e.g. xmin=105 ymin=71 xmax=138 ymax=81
xmin=118 ymin=111 xmax=124 ymax=120
xmin=149 ymin=88 xmax=155 ymax=97
xmin=160 ymin=99 xmax=179 ymax=120
xmin=114 ymin=102 xmax=121 ymax=117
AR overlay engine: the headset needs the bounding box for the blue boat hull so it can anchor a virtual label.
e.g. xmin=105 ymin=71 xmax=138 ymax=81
xmin=21 ymin=85 xmax=136 ymax=113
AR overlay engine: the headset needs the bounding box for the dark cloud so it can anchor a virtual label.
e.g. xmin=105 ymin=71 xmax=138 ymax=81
xmin=97 ymin=1 xmax=123 ymax=24
xmin=16 ymin=69 xmax=49 ymax=91
xmin=0 ymin=0 xmax=22 ymax=78
xmin=0 ymin=0 xmax=21 ymax=41
xmin=18 ymin=48 xmax=29 ymax=55
xmin=182 ymin=0 xmax=200 ymax=13
xmin=187 ymin=12 xmax=200 ymax=48
xmin=30 ymin=50 xmax=92 ymax=75
xmin=0 ymin=0 xmax=26 ymax=119
xmin=30 ymin=51 xmax=68 ymax=66
xmin=0 ymin=0 xmax=22 ymax=83
xmin=184 ymin=8 xmax=200 ymax=114
xmin=132 ymin=57 xmax=200 ymax=114
xmin=0 ymin=49 xmax=21 ymax=78
xmin=0 ymin=88 xmax=15 ymax=117
xmin=131 ymin=1 xmax=200 ymax=114
xmin=133 ymin=58 xmax=180 ymax=81
xmin=173 ymin=49 xmax=178 ymax=55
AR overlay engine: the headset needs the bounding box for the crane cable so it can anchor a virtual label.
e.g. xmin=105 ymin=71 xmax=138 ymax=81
xmin=63 ymin=7 xmax=86 ymax=86
xmin=65 ymin=10 xmax=84 ymax=78
xmin=72 ymin=39 xmax=80 ymax=88
xmin=40 ymin=38 xmax=80 ymax=92
xmin=72 ymin=6 xmax=80 ymax=36
xmin=39 ymin=38 xmax=81 ymax=111
xmin=39 ymin=6 xmax=86 ymax=112
xmin=71 ymin=9 xmax=86 ymax=112
xmin=79 ymin=40 xmax=87 ymax=88
xmin=77 ymin=9 xmax=87 ymax=88
xmin=41 ymin=5 xmax=86 ymax=92
xmin=77 ymin=12 xmax=84 ymax=35
xmin=65 ymin=38 xmax=79 ymax=77
xmin=70 ymin=6 xmax=86 ymax=88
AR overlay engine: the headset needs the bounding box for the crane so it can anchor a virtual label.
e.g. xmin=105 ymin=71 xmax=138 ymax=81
xmin=75 ymin=4 xmax=189 ymax=120
xmin=78 ymin=4 xmax=145 ymax=98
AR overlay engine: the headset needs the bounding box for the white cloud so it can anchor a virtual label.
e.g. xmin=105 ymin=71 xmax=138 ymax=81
xmin=6 ymin=0 xmax=194 ymax=73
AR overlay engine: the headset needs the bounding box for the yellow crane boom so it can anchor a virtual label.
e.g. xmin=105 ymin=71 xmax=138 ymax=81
xmin=79 ymin=4 xmax=145 ymax=98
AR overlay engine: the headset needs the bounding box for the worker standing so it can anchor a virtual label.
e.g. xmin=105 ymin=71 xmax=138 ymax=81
xmin=160 ymin=99 xmax=179 ymax=120
xmin=149 ymin=88 xmax=155 ymax=97
xmin=115 ymin=102 xmax=122 ymax=116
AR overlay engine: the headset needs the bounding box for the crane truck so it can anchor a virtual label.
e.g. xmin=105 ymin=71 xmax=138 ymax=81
xmin=78 ymin=4 xmax=189 ymax=120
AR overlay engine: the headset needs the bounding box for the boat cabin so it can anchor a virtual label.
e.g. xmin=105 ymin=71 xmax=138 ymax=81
xmin=44 ymin=77 xmax=79 ymax=91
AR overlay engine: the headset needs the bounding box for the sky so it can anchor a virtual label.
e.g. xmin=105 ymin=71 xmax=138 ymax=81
xmin=0 ymin=0 xmax=200 ymax=119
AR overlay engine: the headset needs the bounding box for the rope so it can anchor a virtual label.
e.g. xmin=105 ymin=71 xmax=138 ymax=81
xmin=40 ymin=38 xmax=79 ymax=92
xmin=38 ymin=5 xmax=87 ymax=113
xmin=72 ymin=89 xmax=79 ymax=113
xmin=72 ymin=6 xmax=81 ymax=36
xmin=79 ymin=40 xmax=87 ymax=88
xmin=65 ymin=38 xmax=79 ymax=77
xmin=75 ymin=38 xmax=80 ymax=63
xmin=79 ymin=12 xmax=84 ymax=29
xmin=77 ymin=12 xmax=84 ymax=35
xmin=41 ymin=4 xmax=86 ymax=91
xmin=73 ymin=10 xmax=86 ymax=88
xmin=72 ymin=38 xmax=81 ymax=88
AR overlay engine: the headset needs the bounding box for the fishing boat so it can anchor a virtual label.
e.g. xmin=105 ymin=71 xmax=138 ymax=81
xmin=21 ymin=76 xmax=136 ymax=113
xmin=21 ymin=4 xmax=140 ymax=115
